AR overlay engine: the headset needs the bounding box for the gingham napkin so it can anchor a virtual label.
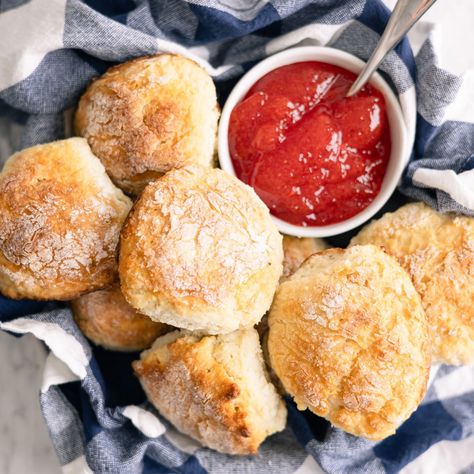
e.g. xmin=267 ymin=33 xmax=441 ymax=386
xmin=1 ymin=1 xmax=474 ymax=473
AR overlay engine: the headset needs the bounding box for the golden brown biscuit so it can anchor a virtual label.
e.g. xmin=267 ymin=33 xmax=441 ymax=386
xmin=75 ymin=54 xmax=219 ymax=194
xmin=119 ymin=165 xmax=283 ymax=334
xmin=0 ymin=138 xmax=132 ymax=300
xmin=256 ymin=235 xmax=328 ymax=339
xmin=351 ymin=202 xmax=474 ymax=365
xmin=281 ymin=236 xmax=328 ymax=280
xmin=133 ymin=328 xmax=287 ymax=454
xmin=71 ymin=283 xmax=170 ymax=352
xmin=268 ymin=245 xmax=430 ymax=441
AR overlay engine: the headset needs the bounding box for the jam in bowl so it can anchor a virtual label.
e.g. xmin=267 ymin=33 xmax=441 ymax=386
xmin=218 ymin=47 xmax=409 ymax=238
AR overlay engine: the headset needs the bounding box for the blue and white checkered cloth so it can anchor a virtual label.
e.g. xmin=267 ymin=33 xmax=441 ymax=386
xmin=1 ymin=1 xmax=474 ymax=473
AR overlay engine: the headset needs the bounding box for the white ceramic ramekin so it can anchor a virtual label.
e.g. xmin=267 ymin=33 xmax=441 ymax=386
xmin=218 ymin=46 xmax=409 ymax=238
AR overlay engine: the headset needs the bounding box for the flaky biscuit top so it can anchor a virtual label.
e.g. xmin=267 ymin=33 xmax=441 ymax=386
xmin=268 ymin=245 xmax=430 ymax=441
xmin=0 ymin=138 xmax=132 ymax=300
xmin=120 ymin=165 xmax=283 ymax=334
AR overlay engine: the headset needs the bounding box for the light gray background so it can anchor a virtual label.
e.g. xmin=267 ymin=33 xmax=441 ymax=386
xmin=0 ymin=1 xmax=472 ymax=472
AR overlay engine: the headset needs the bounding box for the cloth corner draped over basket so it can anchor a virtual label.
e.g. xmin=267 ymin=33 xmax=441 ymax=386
xmin=1 ymin=1 xmax=474 ymax=473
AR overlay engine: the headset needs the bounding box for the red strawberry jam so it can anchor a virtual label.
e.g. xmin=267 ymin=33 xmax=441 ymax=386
xmin=228 ymin=61 xmax=391 ymax=226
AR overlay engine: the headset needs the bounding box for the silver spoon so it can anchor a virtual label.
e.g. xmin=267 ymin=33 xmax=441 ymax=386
xmin=347 ymin=0 xmax=438 ymax=97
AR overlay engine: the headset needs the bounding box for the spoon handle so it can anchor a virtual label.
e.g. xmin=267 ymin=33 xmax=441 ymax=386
xmin=347 ymin=0 xmax=437 ymax=97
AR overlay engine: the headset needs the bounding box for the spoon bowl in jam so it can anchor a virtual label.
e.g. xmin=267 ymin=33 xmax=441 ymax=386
xmin=218 ymin=46 xmax=410 ymax=238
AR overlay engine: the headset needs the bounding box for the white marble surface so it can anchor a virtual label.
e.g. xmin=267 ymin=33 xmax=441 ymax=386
xmin=0 ymin=332 xmax=60 ymax=473
xmin=1 ymin=1 xmax=474 ymax=474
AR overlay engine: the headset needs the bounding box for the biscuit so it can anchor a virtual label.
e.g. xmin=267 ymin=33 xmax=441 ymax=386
xmin=281 ymin=236 xmax=328 ymax=280
xmin=119 ymin=165 xmax=283 ymax=334
xmin=351 ymin=202 xmax=474 ymax=365
xmin=257 ymin=235 xmax=328 ymax=339
xmin=71 ymin=283 xmax=170 ymax=352
xmin=268 ymin=245 xmax=430 ymax=440
xmin=133 ymin=328 xmax=287 ymax=454
xmin=0 ymin=138 xmax=132 ymax=300
xmin=75 ymin=54 xmax=219 ymax=194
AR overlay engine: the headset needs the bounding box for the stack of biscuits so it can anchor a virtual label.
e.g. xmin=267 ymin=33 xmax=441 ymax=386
xmin=0 ymin=54 xmax=473 ymax=454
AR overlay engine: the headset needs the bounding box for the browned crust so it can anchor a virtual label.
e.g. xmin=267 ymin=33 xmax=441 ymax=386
xmin=71 ymin=283 xmax=171 ymax=352
xmin=0 ymin=138 xmax=132 ymax=300
xmin=351 ymin=202 xmax=474 ymax=365
xmin=268 ymin=245 xmax=430 ymax=441
xmin=133 ymin=335 xmax=264 ymax=454
xmin=281 ymin=236 xmax=328 ymax=281
xmin=75 ymin=54 xmax=220 ymax=195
